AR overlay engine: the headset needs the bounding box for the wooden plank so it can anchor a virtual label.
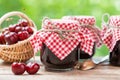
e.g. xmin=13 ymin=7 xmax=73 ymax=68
xmin=0 ymin=56 xmax=120 ymax=80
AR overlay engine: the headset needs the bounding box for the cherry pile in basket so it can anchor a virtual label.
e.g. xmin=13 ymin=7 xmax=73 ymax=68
xmin=11 ymin=62 xmax=40 ymax=75
xmin=0 ymin=20 xmax=34 ymax=45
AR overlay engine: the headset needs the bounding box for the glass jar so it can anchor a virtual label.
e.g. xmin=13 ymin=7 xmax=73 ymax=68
xmin=40 ymin=43 xmax=79 ymax=71
xmin=102 ymin=15 xmax=120 ymax=66
xmin=62 ymin=16 xmax=101 ymax=59
xmin=39 ymin=19 xmax=81 ymax=71
xmin=80 ymin=43 xmax=96 ymax=59
xmin=110 ymin=40 xmax=120 ymax=66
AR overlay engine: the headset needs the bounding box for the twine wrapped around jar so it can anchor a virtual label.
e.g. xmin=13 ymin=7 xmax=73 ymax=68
xmin=41 ymin=17 xmax=102 ymax=43
xmin=40 ymin=17 xmax=80 ymax=40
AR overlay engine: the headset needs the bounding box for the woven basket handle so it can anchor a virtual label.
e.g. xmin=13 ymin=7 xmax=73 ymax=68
xmin=0 ymin=11 xmax=34 ymax=27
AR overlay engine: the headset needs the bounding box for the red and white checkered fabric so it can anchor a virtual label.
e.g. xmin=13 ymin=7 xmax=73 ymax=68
xmin=102 ymin=16 xmax=120 ymax=52
xmin=62 ymin=16 xmax=102 ymax=55
xmin=30 ymin=17 xmax=100 ymax=60
xmin=30 ymin=19 xmax=84 ymax=60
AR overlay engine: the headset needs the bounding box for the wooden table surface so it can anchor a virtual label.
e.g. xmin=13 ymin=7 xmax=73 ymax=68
xmin=0 ymin=56 xmax=120 ymax=80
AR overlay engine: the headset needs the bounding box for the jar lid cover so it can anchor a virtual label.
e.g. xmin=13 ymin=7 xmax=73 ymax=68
xmin=62 ymin=16 xmax=95 ymax=25
xmin=109 ymin=16 xmax=120 ymax=27
xmin=42 ymin=18 xmax=80 ymax=30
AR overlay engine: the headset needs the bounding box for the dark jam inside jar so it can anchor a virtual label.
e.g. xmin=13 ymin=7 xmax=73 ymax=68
xmin=40 ymin=43 xmax=79 ymax=71
xmin=110 ymin=40 xmax=120 ymax=66
xmin=79 ymin=43 xmax=96 ymax=59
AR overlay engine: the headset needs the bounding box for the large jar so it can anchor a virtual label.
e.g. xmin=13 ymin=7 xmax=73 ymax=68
xmin=62 ymin=16 xmax=102 ymax=59
xmin=30 ymin=18 xmax=83 ymax=71
xmin=40 ymin=43 xmax=79 ymax=71
xmin=102 ymin=15 xmax=120 ymax=66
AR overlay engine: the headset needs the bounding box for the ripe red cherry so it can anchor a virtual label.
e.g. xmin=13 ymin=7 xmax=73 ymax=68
xmin=2 ymin=28 xmax=9 ymax=34
xmin=26 ymin=62 xmax=40 ymax=75
xmin=9 ymin=25 xmax=16 ymax=32
xmin=0 ymin=33 xmax=6 ymax=44
xmin=15 ymin=26 xmax=23 ymax=33
xmin=11 ymin=62 xmax=26 ymax=75
xmin=18 ymin=31 xmax=29 ymax=40
xmin=19 ymin=21 xmax=28 ymax=27
xmin=3 ymin=30 xmax=10 ymax=35
xmin=4 ymin=32 xmax=18 ymax=45
xmin=24 ymin=27 xmax=34 ymax=34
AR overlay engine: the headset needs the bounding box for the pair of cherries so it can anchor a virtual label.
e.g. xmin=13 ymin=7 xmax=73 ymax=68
xmin=11 ymin=62 xmax=40 ymax=75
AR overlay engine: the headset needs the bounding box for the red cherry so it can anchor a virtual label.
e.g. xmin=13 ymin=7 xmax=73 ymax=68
xmin=0 ymin=33 xmax=6 ymax=44
xmin=26 ymin=62 xmax=40 ymax=75
xmin=9 ymin=25 xmax=16 ymax=32
xmin=4 ymin=32 xmax=18 ymax=45
xmin=2 ymin=28 xmax=9 ymax=34
xmin=19 ymin=21 xmax=28 ymax=27
xmin=11 ymin=62 xmax=26 ymax=75
xmin=18 ymin=31 xmax=29 ymax=40
xmin=0 ymin=38 xmax=2 ymax=44
xmin=15 ymin=26 xmax=23 ymax=33
xmin=3 ymin=30 xmax=10 ymax=35
xmin=24 ymin=27 xmax=34 ymax=34
xmin=21 ymin=27 xmax=26 ymax=31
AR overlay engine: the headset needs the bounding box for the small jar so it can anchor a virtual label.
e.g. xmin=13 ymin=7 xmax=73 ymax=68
xmin=62 ymin=16 xmax=101 ymax=59
xmin=102 ymin=15 xmax=120 ymax=66
xmin=110 ymin=40 xmax=120 ymax=66
xmin=30 ymin=18 xmax=83 ymax=71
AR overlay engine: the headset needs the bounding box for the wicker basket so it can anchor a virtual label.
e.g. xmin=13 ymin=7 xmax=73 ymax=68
xmin=0 ymin=11 xmax=37 ymax=63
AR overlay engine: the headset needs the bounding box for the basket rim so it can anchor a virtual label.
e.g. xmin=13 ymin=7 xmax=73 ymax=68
xmin=0 ymin=11 xmax=36 ymax=28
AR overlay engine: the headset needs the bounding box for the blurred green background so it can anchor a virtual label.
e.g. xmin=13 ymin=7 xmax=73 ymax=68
xmin=0 ymin=0 xmax=120 ymax=56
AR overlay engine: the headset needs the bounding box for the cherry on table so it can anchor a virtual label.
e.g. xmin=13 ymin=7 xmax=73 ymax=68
xmin=26 ymin=62 xmax=40 ymax=75
xmin=11 ymin=62 xmax=26 ymax=75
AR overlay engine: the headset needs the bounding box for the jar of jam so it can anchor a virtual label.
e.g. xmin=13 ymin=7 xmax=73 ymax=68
xmin=62 ymin=16 xmax=102 ymax=59
xmin=40 ymin=43 xmax=79 ymax=71
xmin=80 ymin=43 xmax=96 ymax=59
xmin=102 ymin=15 xmax=120 ymax=66
xmin=110 ymin=41 xmax=120 ymax=66
xmin=30 ymin=18 xmax=83 ymax=71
